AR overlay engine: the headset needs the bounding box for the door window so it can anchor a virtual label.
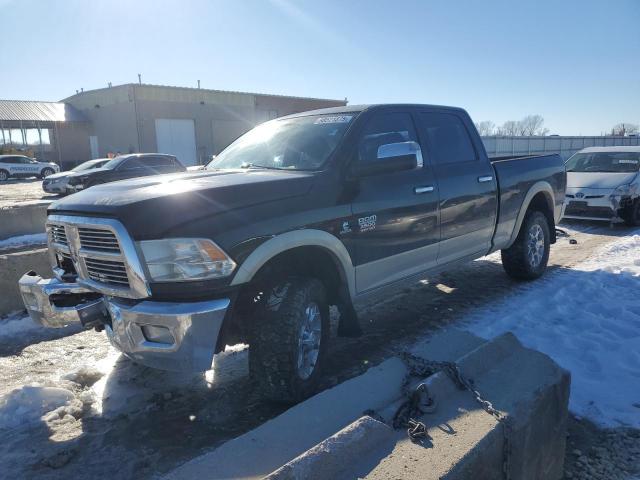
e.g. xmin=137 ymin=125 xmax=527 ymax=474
xmin=419 ymin=113 xmax=477 ymax=164
xmin=358 ymin=113 xmax=418 ymax=163
xmin=120 ymin=159 xmax=144 ymax=170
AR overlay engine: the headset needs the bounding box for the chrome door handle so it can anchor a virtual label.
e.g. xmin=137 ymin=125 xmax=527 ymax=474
xmin=414 ymin=186 xmax=434 ymax=194
xmin=478 ymin=176 xmax=493 ymax=183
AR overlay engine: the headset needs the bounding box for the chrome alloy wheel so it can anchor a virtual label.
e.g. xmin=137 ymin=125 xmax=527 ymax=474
xmin=297 ymin=302 xmax=322 ymax=380
xmin=0 ymin=171 xmax=7 ymax=181
xmin=527 ymin=223 xmax=545 ymax=268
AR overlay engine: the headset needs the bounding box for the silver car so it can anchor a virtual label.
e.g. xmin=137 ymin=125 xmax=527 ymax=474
xmin=42 ymin=158 xmax=110 ymax=194
xmin=564 ymin=146 xmax=640 ymax=226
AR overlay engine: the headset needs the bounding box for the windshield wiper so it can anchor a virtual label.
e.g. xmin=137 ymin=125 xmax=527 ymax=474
xmin=240 ymin=163 xmax=285 ymax=170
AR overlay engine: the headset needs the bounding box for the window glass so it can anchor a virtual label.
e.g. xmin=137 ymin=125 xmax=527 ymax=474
xmin=565 ymin=152 xmax=640 ymax=173
xmin=121 ymin=158 xmax=144 ymax=170
xmin=142 ymin=156 xmax=174 ymax=167
xmin=0 ymin=129 xmax=8 ymax=144
xmin=1 ymin=157 xmax=17 ymax=164
xmin=209 ymin=114 xmax=354 ymax=171
xmin=9 ymin=129 xmax=24 ymax=145
xmin=419 ymin=113 xmax=477 ymax=164
xmin=40 ymin=129 xmax=51 ymax=145
xmin=25 ymin=129 xmax=40 ymax=145
xmin=358 ymin=112 xmax=417 ymax=163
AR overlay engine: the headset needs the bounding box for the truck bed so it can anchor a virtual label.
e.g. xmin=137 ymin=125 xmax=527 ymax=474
xmin=490 ymin=153 xmax=566 ymax=250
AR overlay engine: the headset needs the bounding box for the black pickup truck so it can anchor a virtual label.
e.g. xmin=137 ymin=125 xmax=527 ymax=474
xmin=19 ymin=104 xmax=566 ymax=402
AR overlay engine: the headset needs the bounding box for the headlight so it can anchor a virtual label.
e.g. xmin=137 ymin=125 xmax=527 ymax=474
xmin=68 ymin=176 xmax=85 ymax=185
xmin=138 ymin=238 xmax=236 ymax=282
xmin=613 ymin=184 xmax=636 ymax=196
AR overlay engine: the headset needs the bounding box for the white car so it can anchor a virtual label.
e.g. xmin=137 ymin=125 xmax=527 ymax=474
xmin=42 ymin=158 xmax=110 ymax=194
xmin=564 ymin=146 xmax=640 ymax=226
xmin=0 ymin=155 xmax=60 ymax=181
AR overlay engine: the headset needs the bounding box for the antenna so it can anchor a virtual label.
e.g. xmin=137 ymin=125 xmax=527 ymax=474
xmin=198 ymin=80 xmax=201 ymax=89
xmin=138 ymin=73 xmax=142 ymax=85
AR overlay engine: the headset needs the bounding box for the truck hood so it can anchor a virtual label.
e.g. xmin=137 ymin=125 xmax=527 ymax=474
xmin=48 ymin=169 xmax=315 ymax=237
xmin=566 ymin=171 xmax=638 ymax=189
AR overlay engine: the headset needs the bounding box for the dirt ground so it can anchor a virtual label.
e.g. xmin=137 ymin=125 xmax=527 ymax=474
xmin=0 ymin=178 xmax=61 ymax=208
xmin=0 ymin=221 xmax=638 ymax=479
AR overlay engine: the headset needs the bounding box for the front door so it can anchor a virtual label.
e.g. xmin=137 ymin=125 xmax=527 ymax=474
xmin=348 ymin=111 xmax=440 ymax=294
xmin=416 ymin=111 xmax=497 ymax=265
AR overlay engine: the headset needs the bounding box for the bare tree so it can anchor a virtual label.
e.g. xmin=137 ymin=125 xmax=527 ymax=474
xmin=497 ymin=120 xmax=520 ymax=136
xmin=474 ymin=120 xmax=495 ymax=136
xmin=611 ymin=123 xmax=639 ymax=136
xmin=519 ymin=115 xmax=548 ymax=135
xmin=495 ymin=115 xmax=548 ymax=136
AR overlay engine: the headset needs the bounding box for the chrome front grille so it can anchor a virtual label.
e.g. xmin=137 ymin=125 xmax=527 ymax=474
xmin=46 ymin=215 xmax=150 ymax=299
xmin=85 ymin=258 xmax=129 ymax=286
xmin=50 ymin=224 xmax=68 ymax=246
xmin=78 ymin=227 xmax=121 ymax=253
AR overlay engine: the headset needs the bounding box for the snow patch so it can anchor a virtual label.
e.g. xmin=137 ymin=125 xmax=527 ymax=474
xmin=0 ymin=313 xmax=40 ymax=338
xmin=0 ymin=386 xmax=74 ymax=430
xmin=465 ymin=232 xmax=640 ymax=428
xmin=0 ymin=232 xmax=47 ymax=250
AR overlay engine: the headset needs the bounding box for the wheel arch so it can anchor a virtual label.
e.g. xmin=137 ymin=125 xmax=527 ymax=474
xmin=230 ymin=229 xmax=356 ymax=302
xmin=506 ymin=182 xmax=557 ymax=248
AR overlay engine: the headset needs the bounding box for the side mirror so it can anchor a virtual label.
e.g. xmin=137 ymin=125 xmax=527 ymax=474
xmin=351 ymin=141 xmax=423 ymax=178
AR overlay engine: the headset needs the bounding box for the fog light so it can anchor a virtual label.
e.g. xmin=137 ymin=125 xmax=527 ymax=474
xmin=141 ymin=325 xmax=174 ymax=345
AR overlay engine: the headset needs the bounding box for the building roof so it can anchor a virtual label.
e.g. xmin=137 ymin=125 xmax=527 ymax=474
xmin=62 ymin=83 xmax=347 ymax=105
xmin=0 ymin=100 xmax=87 ymax=123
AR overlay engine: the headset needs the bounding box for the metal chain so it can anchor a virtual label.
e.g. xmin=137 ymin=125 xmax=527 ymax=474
xmin=367 ymin=352 xmax=512 ymax=480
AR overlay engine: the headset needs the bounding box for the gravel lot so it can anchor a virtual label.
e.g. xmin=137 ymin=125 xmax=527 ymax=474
xmin=0 ymin=221 xmax=638 ymax=479
xmin=0 ymin=178 xmax=61 ymax=208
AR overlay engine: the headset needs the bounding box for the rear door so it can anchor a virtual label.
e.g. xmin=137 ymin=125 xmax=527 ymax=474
xmin=416 ymin=111 xmax=497 ymax=264
xmin=349 ymin=110 xmax=440 ymax=294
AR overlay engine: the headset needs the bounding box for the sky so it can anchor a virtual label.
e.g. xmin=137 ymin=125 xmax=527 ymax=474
xmin=0 ymin=0 xmax=638 ymax=135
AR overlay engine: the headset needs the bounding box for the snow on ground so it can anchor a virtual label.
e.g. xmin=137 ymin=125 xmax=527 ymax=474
xmin=0 ymin=232 xmax=47 ymax=250
xmin=0 ymin=386 xmax=75 ymax=430
xmin=0 ymin=311 xmax=41 ymax=338
xmin=465 ymin=232 xmax=640 ymax=428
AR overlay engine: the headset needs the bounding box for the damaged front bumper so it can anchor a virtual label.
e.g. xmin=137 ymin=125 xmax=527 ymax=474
xmin=563 ymin=190 xmax=633 ymax=222
xmin=19 ymin=272 xmax=230 ymax=372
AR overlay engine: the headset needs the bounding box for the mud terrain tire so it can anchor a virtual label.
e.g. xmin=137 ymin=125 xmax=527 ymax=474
xmin=249 ymin=277 xmax=329 ymax=403
xmin=501 ymin=210 xmax=550 ymax=281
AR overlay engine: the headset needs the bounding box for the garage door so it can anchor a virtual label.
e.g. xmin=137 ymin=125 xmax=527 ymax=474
xmin=155 ymin=119 xmax=197 ymax=166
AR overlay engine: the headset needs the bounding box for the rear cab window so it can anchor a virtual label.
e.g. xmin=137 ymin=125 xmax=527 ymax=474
xmin=418 ymin=112 xmax=477 ymax=164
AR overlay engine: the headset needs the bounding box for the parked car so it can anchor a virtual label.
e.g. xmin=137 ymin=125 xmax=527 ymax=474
xmin=0 ymin=155 xmax=60 ymax=181
xmin=18 ymin=104 xmax=566 ymax=402
xmin=65 ymin=153 xmax=186 ymax=192
xmin=42 ymin=158 xmax=111 ymax=194
xmin=563 ymin=146 xmax=640 ymax=226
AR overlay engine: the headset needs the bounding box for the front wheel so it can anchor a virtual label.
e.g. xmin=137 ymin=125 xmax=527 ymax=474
xmin=501 ymin=211 xmax=550 ymax=281
xmin=249 ymin=277 xmax=329 ymax=403
xmin=40 ymin=168 xmax=54 ymax=178
xmin=0 ymin=170 xmax=8 ymax=182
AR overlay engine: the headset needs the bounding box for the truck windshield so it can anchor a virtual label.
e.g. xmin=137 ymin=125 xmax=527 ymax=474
xmin=566 ymin=152 xmax=640 ymax=173
xmin=207 ymin=114 xmax=355 ymax=171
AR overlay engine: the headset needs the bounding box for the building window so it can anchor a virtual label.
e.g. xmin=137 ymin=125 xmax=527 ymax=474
xmin=40 ymin=128 xmax=51 ymax=145
xmin=9 ymin=129 xmax=24 ymax=145
xmin=25 ymin=128 xmax=41 ymax=145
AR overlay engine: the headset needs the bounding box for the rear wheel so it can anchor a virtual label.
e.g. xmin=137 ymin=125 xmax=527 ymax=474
xmin=40 ymin=168 xmax=54 ymax=178
xmin=501 ymin=211 xmax=550 ymax=281
xmin=623 ymin=200 xmax=640 ymax=227
xmin=0 ymin=170 xmax=8 ymax=182
xmin=249 ymin=277 xmax=329 ymax=403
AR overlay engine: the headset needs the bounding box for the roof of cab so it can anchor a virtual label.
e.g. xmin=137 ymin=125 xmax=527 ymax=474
xmin=578 ymin=146 xmax=640 ymax=153
xmin=280 ymin=103 xmax=467 ymax=119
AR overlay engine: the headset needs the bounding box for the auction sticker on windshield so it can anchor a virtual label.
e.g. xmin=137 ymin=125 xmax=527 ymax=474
xmin=314 ymin=115 xmax=353 ymax=124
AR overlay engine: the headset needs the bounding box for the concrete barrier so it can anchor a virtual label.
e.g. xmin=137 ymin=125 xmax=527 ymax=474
xmin=0 ymin=203 xmax=49 ymax=240
xmin=0 ymin=248 xmax=49 ymax=316
xmin=165 ymin=329 xmax=570 ymax=480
